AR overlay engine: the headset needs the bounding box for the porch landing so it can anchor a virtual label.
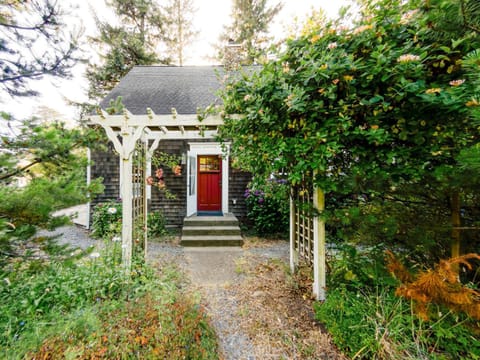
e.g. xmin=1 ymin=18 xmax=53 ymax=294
xmin=180 ymin=213 xmax=243 ymax=247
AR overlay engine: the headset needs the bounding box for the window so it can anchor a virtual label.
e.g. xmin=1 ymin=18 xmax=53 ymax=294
xmin=199 ymin=156 xmax=221 ymax=172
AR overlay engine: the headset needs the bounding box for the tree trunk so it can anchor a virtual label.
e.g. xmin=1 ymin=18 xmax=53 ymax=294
xmin=450 ymin=190 xmax=461 ymax=267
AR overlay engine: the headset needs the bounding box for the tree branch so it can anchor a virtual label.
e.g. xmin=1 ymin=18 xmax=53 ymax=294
xmin=0 ymin=158 xmax=41 ymax=181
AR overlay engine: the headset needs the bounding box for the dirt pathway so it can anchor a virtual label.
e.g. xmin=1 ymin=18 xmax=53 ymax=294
xmin=149 ymin=239 xmax=346 ymax=360
xmin=183 ymin=247 xmax=256 ymax=359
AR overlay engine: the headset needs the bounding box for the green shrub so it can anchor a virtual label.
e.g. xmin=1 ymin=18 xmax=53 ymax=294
xmin=92 ymin=203 xmax=169 ymax=240
xmin=244 ymin=179 xmax=289 ymax=237
xmin=327 ymin=243 xmax=397 ymax=291
xmin=91 ymin=201 xmax=122 ymax=239
xmin=147 ymin=210 xmax=168 ymax=238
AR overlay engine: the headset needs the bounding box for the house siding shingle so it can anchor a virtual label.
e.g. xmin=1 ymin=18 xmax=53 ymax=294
xmin=90 ymin=139 xmax=251 ymax=228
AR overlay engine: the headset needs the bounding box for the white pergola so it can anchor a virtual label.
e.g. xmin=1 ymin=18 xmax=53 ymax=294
xmin=88 ymin=108 xmax=326 ymax=300
xmin=88 ymin=108 xmax=224 ymax=270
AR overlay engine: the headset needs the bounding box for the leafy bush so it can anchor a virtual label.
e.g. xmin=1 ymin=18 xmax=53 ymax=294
xmin=327 ymin=243 xmax=397 ymax=291
xmin=92 ymin=203 xmax=170 ymax=240
xmin=91 ymin=201 xmax=122 ymax=239
xmin=244 ymin=179 xmax=289 ymax=237
xmin=147 ymin=210 xmax=168 ymax=238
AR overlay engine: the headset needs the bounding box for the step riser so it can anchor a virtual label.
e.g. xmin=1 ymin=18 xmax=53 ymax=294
xmin=183 ymin=220 xmax=239 ymax=227
xmin=180 ymin=239 xmax=244 ymax=247
xmin=182 ymin=229 xmax=241 ymax=236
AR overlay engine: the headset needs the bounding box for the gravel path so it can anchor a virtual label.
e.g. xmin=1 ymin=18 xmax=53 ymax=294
xmin=149 ymin=239 xmax=290 ymax=360
xmin=41 ymin=225 xmax=291 ymax=359
xmin=37 ymin=225 xmax=101 ymax=250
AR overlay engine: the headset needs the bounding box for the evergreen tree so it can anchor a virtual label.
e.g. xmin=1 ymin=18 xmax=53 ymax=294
xmin=217 ymin=0 xmax=283 ymax=65
xmin=0 ymin=0 xmax=82 ymax=97
xmin=86 ymin=0 xmax=169 ymax=101
xmin=163 ymin=0 xmax=198 ymax=66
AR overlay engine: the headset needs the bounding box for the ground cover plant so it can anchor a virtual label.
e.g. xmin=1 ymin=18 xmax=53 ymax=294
xmin=315 ymin=247 xmax=480 ymax=359
xmin=0 ymin=243 xmax=218 ymax=359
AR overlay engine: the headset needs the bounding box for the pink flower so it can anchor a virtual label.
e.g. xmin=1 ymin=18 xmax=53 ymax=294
xmin=155 ymin=168 xmax=164 ymax=179
xmin=146 ymin=176 xmax=154 ymax=185
xmin=172 ymin=165 xmax=182 ymax=176
xmin=449 ymin=79 xmax=465 ymax=87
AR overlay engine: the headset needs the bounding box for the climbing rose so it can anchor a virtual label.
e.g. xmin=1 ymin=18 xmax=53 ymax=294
xmin=155 ymin=168 xmax=164 ymax=178
xmin=146 ymin=176 xmax=154 ymax=185
xmin=173 ymin=165 xmax=182 ymax=176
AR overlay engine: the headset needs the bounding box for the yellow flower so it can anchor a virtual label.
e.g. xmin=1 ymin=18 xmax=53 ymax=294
xmin=320 ymin=64 xmax=328 ymax=70
xmin=343 ymin=75 xmax=354 ymax=82
xmin=466 ymin=99 xmax=479 ymax=107
xmin=332 ymin=79 xmax=340 ymax=85
xmin=353 ymin=24 xmax=373 ymax=35
xmin=425 ymin=88 xmax=441 ymax=94
xmin=310 ymin=34 xmax=321 ymax=43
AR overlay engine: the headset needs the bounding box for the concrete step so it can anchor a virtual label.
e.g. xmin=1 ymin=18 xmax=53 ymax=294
xmin=183 ymin=215 xmax=239 ymax=227
xmin=180 ymin=235 xmax=244 ymax=247
xmin=182 ymin=226 xmax=241 ymax=236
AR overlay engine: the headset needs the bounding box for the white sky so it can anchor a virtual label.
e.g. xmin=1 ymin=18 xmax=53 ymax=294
xmin=1 ymin=0 xmax=350 ymax=121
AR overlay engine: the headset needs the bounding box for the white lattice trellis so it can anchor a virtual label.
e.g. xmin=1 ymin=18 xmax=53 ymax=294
xmin=290 ymin=177 xmax=326 ymax=301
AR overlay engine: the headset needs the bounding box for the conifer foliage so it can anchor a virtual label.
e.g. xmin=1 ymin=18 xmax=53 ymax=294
xmin=217 ymin=0 xmax=283 ymax=65
xmin=387 ymin=251 xmax=480 ymax=320
xmin=163 ymin=0 xmax=198 ymax=66
xmin=86 ymin=0 xmax=168 ymax=100
xmin=0 ymin=0 xmax=82 ymax=97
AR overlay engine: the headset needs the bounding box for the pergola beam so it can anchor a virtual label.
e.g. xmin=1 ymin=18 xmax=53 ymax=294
xmin=89 ymin=113 xmax=224 ymax=127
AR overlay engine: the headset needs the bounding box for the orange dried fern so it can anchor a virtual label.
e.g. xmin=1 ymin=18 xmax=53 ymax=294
xmin=386 ymin=252 xmax=480 ymax=320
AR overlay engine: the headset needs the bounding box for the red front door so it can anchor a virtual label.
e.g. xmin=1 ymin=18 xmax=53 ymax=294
xmin=197 ymin=155 xmax=222 ymax=212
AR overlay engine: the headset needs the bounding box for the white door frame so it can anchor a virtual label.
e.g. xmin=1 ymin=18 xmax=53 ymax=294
xmin=186 ymin=142 xmax=229 ymax=216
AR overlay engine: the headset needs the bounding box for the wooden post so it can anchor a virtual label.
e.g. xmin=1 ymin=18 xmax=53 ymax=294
xmin=99 ymin=114 xmax=145 ymax=271
xmin=290 ymin=194 xmax=298 ymax=273
xmin=121 ymin=154 xmax=134 ymax=270
xmin=143 ymin=140 xmax=149 ymax=259
xmin=313 ymin=186 xmax=326 ymax=301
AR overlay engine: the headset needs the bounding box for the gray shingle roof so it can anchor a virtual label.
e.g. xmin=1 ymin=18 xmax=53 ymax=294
xmin=99 ymin=66 xmax=226 ymax=115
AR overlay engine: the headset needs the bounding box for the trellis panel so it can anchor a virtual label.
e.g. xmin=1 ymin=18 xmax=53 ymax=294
xmin=132 ymin=141 xmax=147 ymax=259
xmin=290 ymin=176 xmax=326 ymax=300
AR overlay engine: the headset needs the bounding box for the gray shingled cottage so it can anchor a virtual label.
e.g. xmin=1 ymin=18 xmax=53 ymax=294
xmin=89 ymin=66 xmax=251 ymax=245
